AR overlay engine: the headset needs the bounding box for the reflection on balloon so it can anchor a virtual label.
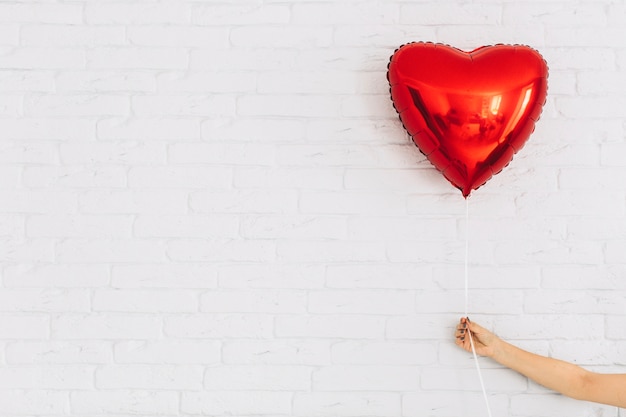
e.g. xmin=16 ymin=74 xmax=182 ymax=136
xmin=387 ymin=42 xmax=548 ymax=198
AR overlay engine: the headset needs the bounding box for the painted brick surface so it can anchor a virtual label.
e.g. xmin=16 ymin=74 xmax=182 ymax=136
xmin=1 ymin=1 xmax=625 ymax=416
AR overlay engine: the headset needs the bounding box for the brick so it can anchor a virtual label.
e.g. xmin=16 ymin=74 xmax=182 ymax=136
xmin=347 ymin=168 xmax=447 ymax=192
xmin=308 ymin=289 xmax=414 ymax=315
xmin=3 ymin=264 xmax=110 ymax=288
xmin=0 ymin=391 xmax=68 ymax=415
xmin=157 ymin=71 xmax=256 ymax=93
xmin=542 ymin=265 xmax=626 ymax=290
xmin=433 ymin=264 xmax=541 ymax=290
xmin=168 ymin=239 xmax=275 ymax=263
xmin=6 ymin=341 xmax=111 ymax=364
xmin=403 ymin=392 xmax=509 ymax=417
xmin=71 ymin=391 xmax=179 ymax=415
xmin=601 ymin=143 xmax=626 ymax=166
xmin=347 ymin=216 xmax=456 ymax=240
xmin=112 ymin=264 xmax=218 ymax=289
xmin=415 ymin=290 xmax=524 ymax=314
xmin=0 ymin=238 xmax=55 ymax=263
xmin=333 ymin=25 xmax=435 ymax=48
xmin=421 ymin=367 xmax=527 ymax=391
xmin=546 ymin=27 xmax=626 ymax=47
xmin=275 ymin=315 xmax=385 ymax=339
xmin=0 ymin=118 xmax=95 ymax=140
xmin=96 ymin=365 xmax=203 ymax=390
xmin=238 ymin=94 xmax=342 ymax=118
xmin=258 ymin=70 xmax=356 ymax=94
xmin=23 ymin=166 xmax=127 ymax=188
xmin=59 ymin=141 xmax=166 ymax=164
xmin=0 ymin=94 xmax=22 ymax=117
xmin=0 ymin=366 xmax=94 ymax=389
xmin=21 ymin=24 xmax=126 ymax=46
xmin=190 ymin=189 xmax=298 ymax=214
xmin=549 ymin=340 xmax=621 ymax=365
xmin=503 ymin=3 xmax=606 ymax=27
xmin=342 ymin=94 xmax=396 ymax=117
xmin=276 ymin=240 xmax=386 ymax=263
xmin=202 ymin=118 xmax=306 ymax=142
xmin=192 ymin=4 xmax=290 ymax=25
xmin=132 ymin=94 xmax=236 ymax=117
xmin=79 ymin=190 xmax=189 ymax=214
xmin=234 ymin=166 xmax=344 ymax=190
xmin=168 ymin=142 xmax=274 ymax=165
xmin=0 ymin=3 xmax=82 ymax=23
xmin=134 ymin=214 xmax=239 ymax=238
xmin=52 ymin=314 xmax=161 ymax=340
xmin=200 ymin=289 xmax=306 ymax=314
xmin=494 ymin=315 xmax=604 ymax=341
xmin=56 ymin=239 xmax=167 ymax=263
xmin=24 ymin=94 xmax=129 ymax=117
xmin=606 ymin=241 xmax=626 ymax=264
xmin=56 ymin=70 xmax=156 ymax=92
xmin=164 ymin=314 xmax=273 ymax=339
xmin=84 ymin=3 xmax=191 ymax=24
xmin=97 ymin=117 xmax=201 ymax=140
xmin=312 ymin=365 xmax=420 ymax=391
xmin=204 ymin=365 xmax=312 ymax=390
xmin=0 ymin=213 xmax=24 ymax=238
xmin=578 ymin=70 xmax=626 ymax=95
xmin=0 ymin=47 xmax=85 ymax=69
xmin=127 ymin=166 xmax=232 ymax=189
xmin=230 ymin=26 xmax=332 ymax=48
xmin=128 ymin=26 xmax=229 ymax=48
xmin=299 ymin=191 xmax=406 ymax=215
xmin=0 ymin=70 xmax=55 ymax=92
xmin=182 ymin=391 xmax=292 ymax=415
xmin=0 ymin=289 xmax=90 ymax=313
xmin=0 ymin=142 xmax=59 ymax=164
xmin=326 ymin=264 xmax=436 ymax=289
xmin=87 ymin=47 xmax=188 ymax=70
xmin=222 ymin=340 xmax=330 ymax=365
xmin=545 ymin=47 xmax=615 ymax=70
xmin=114 ymin=340 xmax=220 ymax=364
xmin=510 ymin=393 xmax=602 ymax=417
xmin=190 ymin=48 xmax=295 ymax=71
xmin=331 ymin=340 xmax=437 ymax=365
xmin=293 ymin=3 xmax=398 ymax=24
xmin=276 ymin=144 xmax=379 ymax=167
xmin=240 ymin=215 xmax=347 ymax=239
xmin=294 ymin=392 xmax=401 ymax=416
xmin=218 ymin=264 xmax=325 ymax=289
xmin=386 ymin=315 xmax=450 ymax=340
xmin=93 ymin=289 xmax=199 ymax=313
xmin=400 ymin=3 xmax=501 ymax=25
xmin=0 ymin=314 xmax=49 ymax=339
xmin=607 ymin=315 xmax=626 ymax=339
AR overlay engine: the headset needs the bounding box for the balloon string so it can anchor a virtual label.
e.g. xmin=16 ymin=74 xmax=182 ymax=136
xmin=464 ymin=197 xmax=493 ymax=417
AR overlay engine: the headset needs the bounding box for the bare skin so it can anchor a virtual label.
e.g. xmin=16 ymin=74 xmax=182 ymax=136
xmin=455 ymin=317 xmax=626 ymax=408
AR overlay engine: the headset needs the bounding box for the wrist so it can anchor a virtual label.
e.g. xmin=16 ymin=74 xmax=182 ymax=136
xmin=489 ymin=337 xmax=508 ymax=362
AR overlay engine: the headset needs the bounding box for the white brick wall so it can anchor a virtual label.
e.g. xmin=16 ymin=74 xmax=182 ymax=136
xmin=0 ymin=1 xmax=625 ymax=416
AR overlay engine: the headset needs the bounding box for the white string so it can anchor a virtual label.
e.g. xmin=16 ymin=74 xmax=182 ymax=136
xmin=464 ymin=196 xmax=493 ymax=417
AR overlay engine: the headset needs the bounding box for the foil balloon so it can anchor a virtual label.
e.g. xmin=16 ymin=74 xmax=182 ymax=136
xmin=387 ymin=42 xmax=548 ymax=197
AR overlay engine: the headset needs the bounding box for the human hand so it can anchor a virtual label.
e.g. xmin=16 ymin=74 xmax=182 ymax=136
xmin=454 ymin=317 xmax=500 ymax=358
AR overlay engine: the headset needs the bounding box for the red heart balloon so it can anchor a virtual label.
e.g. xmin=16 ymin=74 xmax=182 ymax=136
xmin=387 ymin=42 xmax=548 ymax=197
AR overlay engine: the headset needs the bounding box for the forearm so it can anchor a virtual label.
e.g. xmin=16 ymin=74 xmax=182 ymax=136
xmin=491 ymin=339 xmax=588 ymax=400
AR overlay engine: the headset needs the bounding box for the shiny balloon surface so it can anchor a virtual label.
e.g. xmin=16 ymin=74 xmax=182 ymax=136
xmin=388 ymin=42 xmax=548 ymax=197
